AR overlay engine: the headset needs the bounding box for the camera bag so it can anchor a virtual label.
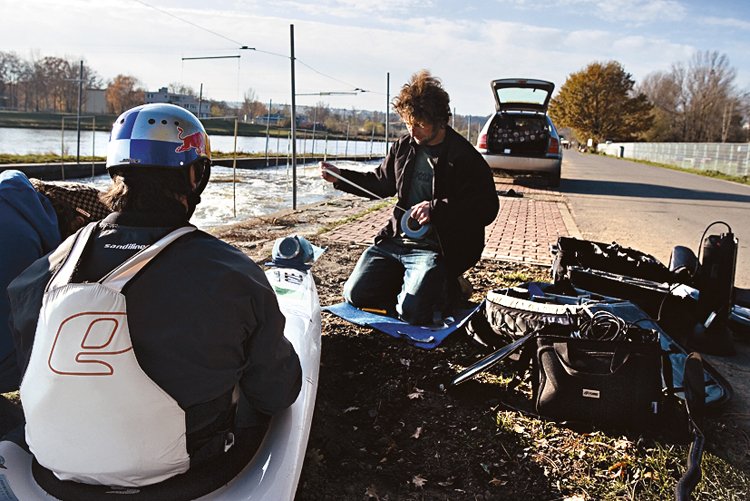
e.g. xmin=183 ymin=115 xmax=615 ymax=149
xmin=531 ymin=327 xmax=663 ymax=428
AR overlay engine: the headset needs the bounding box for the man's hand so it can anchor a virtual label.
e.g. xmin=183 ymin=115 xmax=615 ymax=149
xmin=410 ymin=201 xmax=432 ymax=225
xmin=319 ymin=161 xmax=340 ymax=183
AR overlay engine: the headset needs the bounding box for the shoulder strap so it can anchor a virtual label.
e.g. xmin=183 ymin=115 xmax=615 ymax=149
xmin=102 ymin=226 xmax=197 ymax=293
xmin=46 ymin=222 xmax=99 ymax=292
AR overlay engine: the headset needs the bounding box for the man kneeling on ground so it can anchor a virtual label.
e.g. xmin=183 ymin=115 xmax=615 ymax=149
xmin=320 ymin=70 xmax=499 ymax=325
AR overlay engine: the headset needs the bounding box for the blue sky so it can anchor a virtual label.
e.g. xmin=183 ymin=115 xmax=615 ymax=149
xmin=3 ymin=0 xmax=749 ymax=117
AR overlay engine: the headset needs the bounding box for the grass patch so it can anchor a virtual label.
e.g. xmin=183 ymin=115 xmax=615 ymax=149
xmin=608 ymin=155 xmax=750 ymax=186
xmin=0 ymin=153 xmax=104 ymax=164
xmin=494 ymin=269 xmax=538 ymax=286
xmin=489 ymin=406 xmax=750 ymax=500
xmin=317 ymin=199 xmax=395 ymax=234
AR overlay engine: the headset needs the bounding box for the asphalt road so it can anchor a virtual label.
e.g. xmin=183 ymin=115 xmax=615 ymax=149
xmin=559 ymin=150 xmax=750 ymax=288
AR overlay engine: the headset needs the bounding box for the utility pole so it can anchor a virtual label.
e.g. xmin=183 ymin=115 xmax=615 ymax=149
xmin=198 ymin=83 xmax=203 ymax=117
xmin=385 ymin=72 xmax=390 ymax=155
xmin=290 ymin=24 xmax=298 ymax=210
xmin=265 ymin=98 xmax=272 ymax=166
xmin=76 ymin=60 xmax=83 ymax=164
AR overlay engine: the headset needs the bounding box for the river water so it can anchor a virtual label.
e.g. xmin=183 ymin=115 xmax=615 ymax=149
xmin=1 ymin=126 xmax=387 ymax=229
xmin=0 ymin=126 xmax=387 ymax=158
xmin=85 ymin=160 xmax=381 ymax=230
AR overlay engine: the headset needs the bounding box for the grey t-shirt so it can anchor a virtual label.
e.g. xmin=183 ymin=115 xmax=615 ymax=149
xmin=404 ymin=146 xmax=435 ymax=209
xmin=397 ymin=143 xmax=440 ymax=248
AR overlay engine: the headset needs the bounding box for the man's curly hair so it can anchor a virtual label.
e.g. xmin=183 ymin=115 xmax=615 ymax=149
xmin=392 ymin=70 xmax=452 ymax=127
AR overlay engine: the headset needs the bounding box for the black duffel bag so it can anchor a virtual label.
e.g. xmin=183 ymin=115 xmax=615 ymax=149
xmin=532 ymin=329 xmax=663 ymax=428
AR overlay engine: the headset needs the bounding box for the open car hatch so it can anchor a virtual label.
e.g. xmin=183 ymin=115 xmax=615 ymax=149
xmin=491 ymin=78 xmax=555 ymax=113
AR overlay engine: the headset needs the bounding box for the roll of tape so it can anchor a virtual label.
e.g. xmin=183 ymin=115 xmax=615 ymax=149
xmin=400 ymin=211 xmax=430 ymax=239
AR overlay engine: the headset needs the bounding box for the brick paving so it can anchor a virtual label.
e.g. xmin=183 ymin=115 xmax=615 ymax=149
xmin=321 ymin=177 xmax=579 ymax=266
xmin=482 ymin=197 xmax=569 ymax=264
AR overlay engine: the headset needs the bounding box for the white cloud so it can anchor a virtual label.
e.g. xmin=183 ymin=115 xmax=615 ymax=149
xmin=270 ymin=0 xmax=432 ymax=18
xmin=592 ymin=0 xmax=686 ymax=24
xmin=3 ymin=0 xmax=748 ymax=115
xmin=702 ymin=16 xmax=750 ymax=30
xmin=502 ymin=0 xmax=687 ymax=25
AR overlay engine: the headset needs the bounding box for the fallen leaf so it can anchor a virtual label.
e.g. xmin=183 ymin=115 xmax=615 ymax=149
xmin=614 ymin=438 xmax=632 ymax=450
xmin=305 ymin=448 xmax=324 ymax=466
xmin=489 ymin=477 xmax=507 ymax=486
xmin=343 ymin=406 xmax=359 ymax=414
xmin=365 ymin=484 xmax=380 ymax=499
xmin=412 ymin=474 xmax=427 ymax=488
xmin=608 ymin=461 xmax=628 ymax=472
xmin=407 ymin=388 xmax=424 ymax=400
xmin=400 ymin=358 xmax=411 ymax=367
xmin=411 ymin=426 xmax=423 ymax=439
xmin=564 ymin=495 xmax=586 ymax=501
xmin=608 ymin=462 xmax=627 ymax=479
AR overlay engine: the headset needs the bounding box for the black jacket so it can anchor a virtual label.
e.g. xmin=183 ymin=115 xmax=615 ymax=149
xmin=8 ymin=211 xmax=302 ymax=457
xmin=334 ymin=126 xmax=499 ymax=278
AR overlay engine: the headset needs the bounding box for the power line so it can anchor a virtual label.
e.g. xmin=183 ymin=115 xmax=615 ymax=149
xmin=132 ymin=0 xmax=377 ymax=96
xmin=132 ymin=0 xmax=245 ymax=47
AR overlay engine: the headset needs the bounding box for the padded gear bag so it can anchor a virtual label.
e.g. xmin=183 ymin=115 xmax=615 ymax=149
xmin=532 ymin=332 xmax=663 ymax=428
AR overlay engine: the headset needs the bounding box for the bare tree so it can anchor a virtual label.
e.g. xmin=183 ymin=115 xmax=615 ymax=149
xmin=168 ymin=82 xmax=197 ymax=96
xmin=638 ymin=71 xmax=682 ymax=141
xmin=240 ymin=88 xmax=267 ymax=121
xmin=678 ymin=51 xmax=737 ymax=142
xmin=0 ymin=51 xmax=29 ymax=110
xmin=640 ymin=51 xmax=743 ymax=142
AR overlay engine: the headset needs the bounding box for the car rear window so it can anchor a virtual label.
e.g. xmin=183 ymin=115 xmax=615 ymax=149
xmin=497 ymin=87 xmax=549 ymax=106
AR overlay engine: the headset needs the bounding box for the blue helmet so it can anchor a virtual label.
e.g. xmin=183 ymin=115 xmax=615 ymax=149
xmin=107 ymin=103 xmax=211 ymax=171
xmin=106 ymin=103 xmax=211 ymax=199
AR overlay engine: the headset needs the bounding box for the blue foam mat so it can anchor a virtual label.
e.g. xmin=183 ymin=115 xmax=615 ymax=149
xmin=322 ymin=302 xmax=481 ymax=349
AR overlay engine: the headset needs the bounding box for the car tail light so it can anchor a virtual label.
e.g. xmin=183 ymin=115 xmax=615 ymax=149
xmin=477 ymin=133 xmax=487 ymax=150
xmin=548 ymin=136 xmax=560 ymax=155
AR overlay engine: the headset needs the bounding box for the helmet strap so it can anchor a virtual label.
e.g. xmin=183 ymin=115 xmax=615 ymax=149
xmin=186 ymin=192 xmax=201 ymax=219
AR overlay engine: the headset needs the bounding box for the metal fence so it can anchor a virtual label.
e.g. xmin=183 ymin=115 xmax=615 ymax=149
xmin=596 ymin=142 xmax=750 ymax=178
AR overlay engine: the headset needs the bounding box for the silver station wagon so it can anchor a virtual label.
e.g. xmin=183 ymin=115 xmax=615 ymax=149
xmin=476 ymin=78 xmax=562 ymax=187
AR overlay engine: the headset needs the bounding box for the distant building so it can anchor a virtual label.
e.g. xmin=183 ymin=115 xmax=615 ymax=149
xmin=84 ymin=89 xmax=107 ymax=115
xmin=145 ymin=87 xmax=204 ymax=116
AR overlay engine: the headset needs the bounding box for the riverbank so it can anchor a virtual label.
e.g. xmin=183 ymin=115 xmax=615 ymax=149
xmin=0 ymin=110 xmax=373 ymax=142
xmin=0 ymin=154 xmax=383 ymax=181
xmin=0 ymin=110 xmax=276 ymax=137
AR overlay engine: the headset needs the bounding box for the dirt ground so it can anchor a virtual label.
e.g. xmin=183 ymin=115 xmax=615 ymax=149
xmin=1 ymin=195 xmax=748 ymax=500
xmin=213 ymin=196 xmax=750 ymax=501
xmin=215 ymin=207 xmax=557 ymax=500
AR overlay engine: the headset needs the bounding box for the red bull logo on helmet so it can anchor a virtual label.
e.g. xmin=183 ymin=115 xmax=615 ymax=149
xmin=175 ymin=127 xmax=209 ymax=157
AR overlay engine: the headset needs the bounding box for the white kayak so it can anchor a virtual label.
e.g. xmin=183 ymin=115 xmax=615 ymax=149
xmin=0 ymin=264 xmax=322 ymax=501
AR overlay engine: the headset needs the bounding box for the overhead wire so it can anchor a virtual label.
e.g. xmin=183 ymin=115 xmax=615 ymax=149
xmin=132 ymin=0 xmax=376 ymax=95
